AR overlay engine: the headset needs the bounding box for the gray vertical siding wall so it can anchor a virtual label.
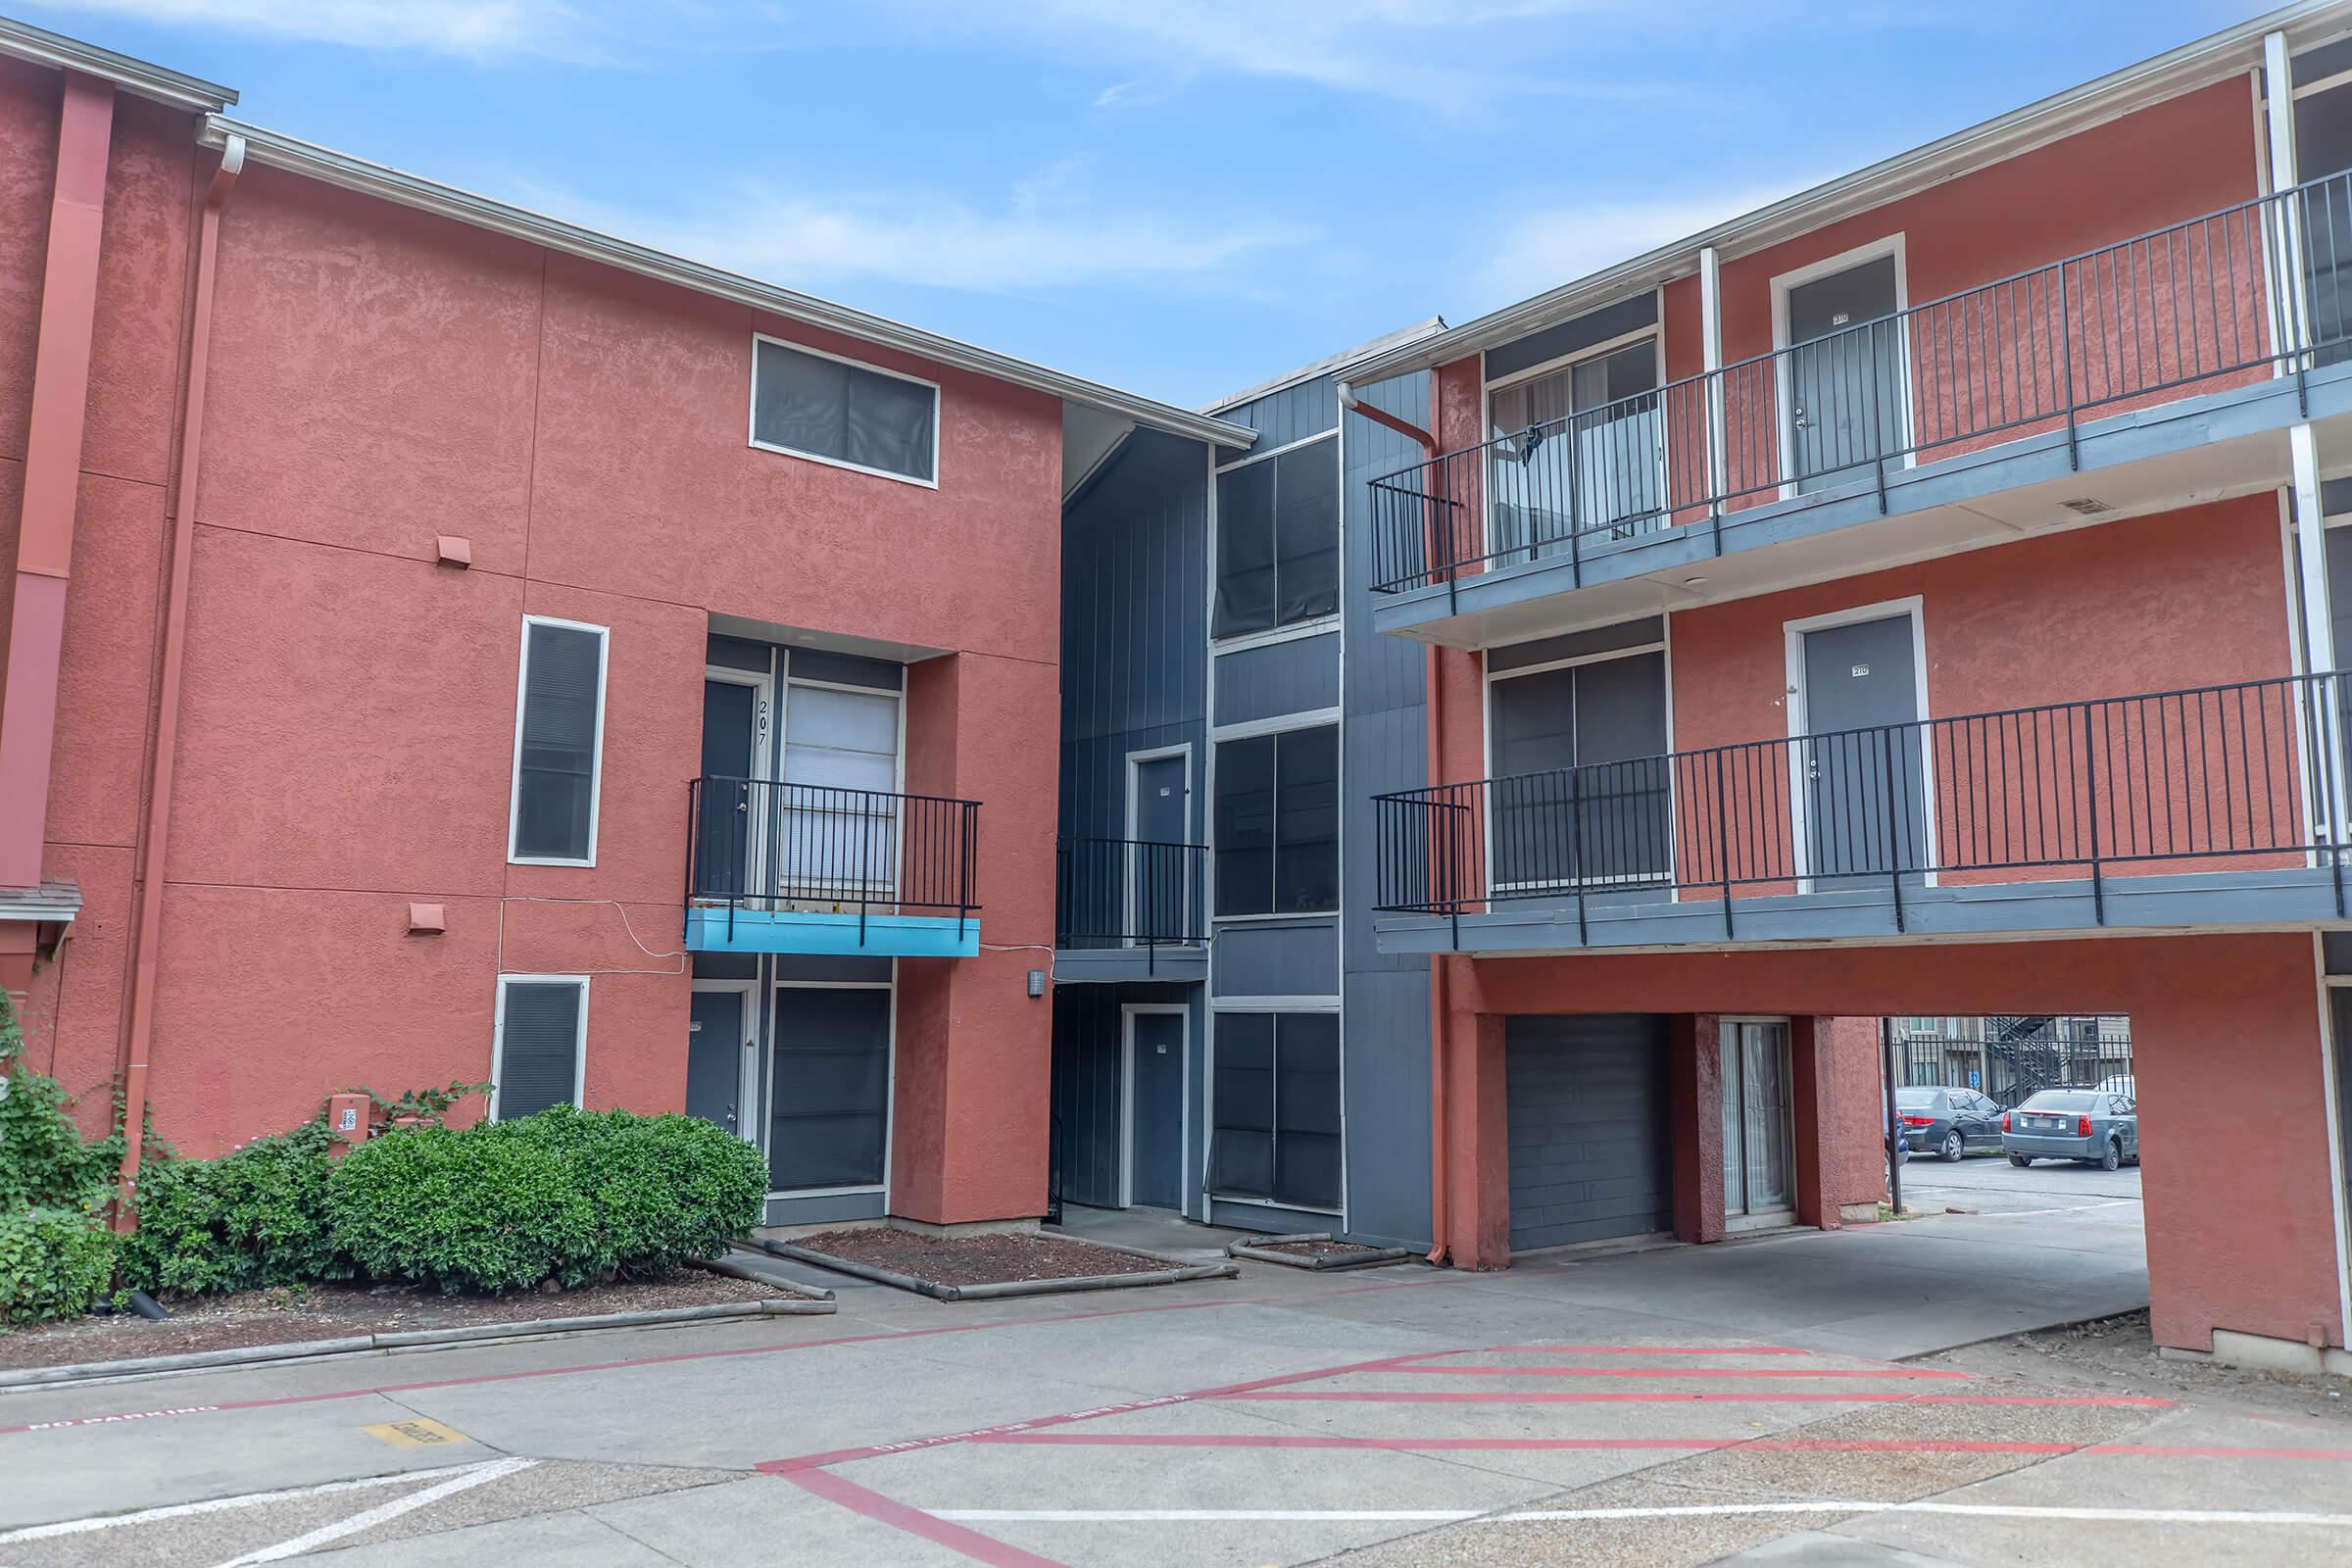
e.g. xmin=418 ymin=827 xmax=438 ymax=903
xmin=1341 ymin=371 xmax=1436 ymax=1250
xmin=1059 ymin=428 xmax=1210 ymax=843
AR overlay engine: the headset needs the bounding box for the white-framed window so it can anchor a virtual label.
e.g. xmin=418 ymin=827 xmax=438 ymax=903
xmin=508 ymin=615 xmax=610 ymax=866
xmin=1212 ymin=721 xmax=1339 ymax=917
xmin=1212 ymin=432 xmax=1338 ymax=640
xmin=491 ymin=974 xmax=588 ymax=1121
xmin=1208 ymin=1009 xmax=1341 ymax=1211
xmin=750 ymin=335 xmax=939 ymax=487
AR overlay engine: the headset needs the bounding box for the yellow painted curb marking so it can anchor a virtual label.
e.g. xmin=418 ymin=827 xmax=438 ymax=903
xmin=363 ymin=1418 xmax=468 ymax=1448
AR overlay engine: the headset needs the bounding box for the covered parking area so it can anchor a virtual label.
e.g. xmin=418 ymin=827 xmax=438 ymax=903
xmin=1431 ymin=931 xmax=2351 ymax=1361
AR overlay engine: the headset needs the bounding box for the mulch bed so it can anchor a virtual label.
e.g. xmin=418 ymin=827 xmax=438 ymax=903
xmin=795 ymin=1228 xmax=1177 ymax=1288
xmin=0 ymin=1272 xmax=802 ymax=1372
xmin=1255 ymin=1240 xmax=1388 ymax=1260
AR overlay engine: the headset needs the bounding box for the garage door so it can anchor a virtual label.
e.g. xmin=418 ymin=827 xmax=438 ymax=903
xmin=1506 ymin=1014 xmax=1673 ymax=1252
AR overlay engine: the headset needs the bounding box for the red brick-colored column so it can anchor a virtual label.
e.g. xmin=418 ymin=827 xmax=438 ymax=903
xmin=1670 ymin=1013 xmax=1727 ymax=1243
xmin=1438 ymin=978 xmax=1512 ymax=1269
xmin=1790 ymin=1016 xmax=1884 ymax=1229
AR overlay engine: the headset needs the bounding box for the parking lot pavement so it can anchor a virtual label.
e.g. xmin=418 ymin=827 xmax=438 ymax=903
xmin=6 ymin=1181 xmax=2301 ymax=1568
xmin=1898 ymin=1152 xmax=2144 ymax=1214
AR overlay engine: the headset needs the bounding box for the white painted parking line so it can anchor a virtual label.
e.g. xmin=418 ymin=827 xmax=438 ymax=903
xmin=214 ymin=1457 xmax=536 ymax=1565
xmin=0 ymin=1466 xmax=484 ymax=1544
xmin=932 ymin=1501 xmax=2352 ymax=1528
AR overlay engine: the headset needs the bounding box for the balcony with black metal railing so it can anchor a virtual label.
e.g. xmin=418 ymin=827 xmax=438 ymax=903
xmin=1054 ymin=836 xmax=1209 ymax=982
xmin=683 ymin=776 xmax=981 ymax=957
xmin=1372 ymin=671 xmax=2352 ymax=956
xmin=1368 ymin=170 xmax=2352 ymax=648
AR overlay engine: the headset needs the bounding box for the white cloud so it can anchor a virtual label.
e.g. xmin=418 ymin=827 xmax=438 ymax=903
xmin=1474 ymin=182 xmax=1819 ymax=305
xmin=528 ymin=179 xmax=1315 ymax=294
xmin=41 ymin=0 xmax=586 ymax=58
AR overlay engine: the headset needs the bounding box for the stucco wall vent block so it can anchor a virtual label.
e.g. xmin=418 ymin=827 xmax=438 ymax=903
xmin=407 ymin=902 xmax=446 ymax=934
xmin=434 ymin=535 xmax=472 ymax=567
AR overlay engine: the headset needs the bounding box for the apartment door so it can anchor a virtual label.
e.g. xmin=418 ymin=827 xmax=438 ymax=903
xmin=1123 ymin=1007 xmax=1187 ymax=1210
xmin=686 ymin=986 xmax=754 ymax=1142
xmin=1128 ymin=750 xmax=1191 ymax=943
xmin=1786 ymin=254 xmax=1905 ymax=494
xmin=699 ymin=677 xmax=761 ymax=900
xmin=1721 ymin=1019 xmax=1793 ymax=1223
xmin=1797 ymin=612 xmax=1927 ymax=887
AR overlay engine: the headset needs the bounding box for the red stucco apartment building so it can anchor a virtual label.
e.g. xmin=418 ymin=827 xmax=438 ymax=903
xmin=1352 ymin=5 xmax=2352 ymax=1368
xmin=0 ymin=17 xmax=1252 ymax=1232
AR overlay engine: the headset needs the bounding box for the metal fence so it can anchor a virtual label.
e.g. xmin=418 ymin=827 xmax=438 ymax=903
xmin=1898 ymin=1033 xmax=2134 ymax=1108
xmin=686 ymin=776 xmax=979 ymax=937
xmin=1370 ymin=168 xmax=2352 ymax=595
xmin=1055 ymin=837 xmax=1208 ymax=962
xmin=1374 ymin=670 xmax=2349 ymax=936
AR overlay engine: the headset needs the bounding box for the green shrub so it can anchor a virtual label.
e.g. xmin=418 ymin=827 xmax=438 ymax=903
xmin=0 ymin=1203 xmax=117 ymax=1324
xmin=0 ymin=991 xmax=122 ymax=1210
xmin=325 ymin=1106 xmax=765 ymax=1295
xmin=118 ymin=1120 xmax=348 ymax=1297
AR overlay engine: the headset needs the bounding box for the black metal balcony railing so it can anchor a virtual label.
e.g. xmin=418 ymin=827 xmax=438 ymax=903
xmin=1371 ymin=169 xmax=2352 ymax=595
xmin=686 ymin=775 xmax=979 ymax=938
xmin=1374 ymin=672 xmax=2350 ymax=939
xmin=1054 ymin=837 xmax=1208 ymax=964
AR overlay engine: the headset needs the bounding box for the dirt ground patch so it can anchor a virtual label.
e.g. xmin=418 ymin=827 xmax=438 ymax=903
xmin=795 ymin=1228 xmax=1177 ymax=1287
xmin=1928 ymin=1308 xmax=2352 ymax=1420
xmin=0 ymin=1271 xmax=801 ymax=1371
xmin=1253 ymin=1239 xmax=1389 ymax=1260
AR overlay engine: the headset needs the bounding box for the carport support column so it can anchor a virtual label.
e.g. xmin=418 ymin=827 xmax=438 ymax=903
xmin=1440 ymin=995 xmax=1510 ymax=1269
xmin=1671 ymin=1015 xmax=1727 ymax=1243
xmin=1791 ymin=1017 xmax=1882 ymax=1229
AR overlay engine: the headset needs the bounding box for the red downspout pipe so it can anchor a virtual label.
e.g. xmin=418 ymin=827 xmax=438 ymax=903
xmin=1339 ymin=379 xmax=1451 ymax=1265
xmin=115 ymin=132 xmax=243 ymax=1222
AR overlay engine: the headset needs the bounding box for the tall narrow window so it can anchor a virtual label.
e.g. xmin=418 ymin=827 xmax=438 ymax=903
xmin=1214 ymin=439 xmax=1338 ymax=639
xmin=752 ymin=338 xmax=938 ymax=484
xmin=493 ymin=976 xmax=587 ymax=1121
xmin=1213 ymin=724 xmax=1338 ymax=916
xmin=1209 ymin=1011 xmax=1341 ymax=1210
xmin=510 ymin=617 xmax=608 ymax=864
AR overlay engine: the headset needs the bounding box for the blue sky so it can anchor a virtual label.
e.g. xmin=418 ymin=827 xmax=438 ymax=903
xmin=23 ymin=1 xmax=2273 ymax=409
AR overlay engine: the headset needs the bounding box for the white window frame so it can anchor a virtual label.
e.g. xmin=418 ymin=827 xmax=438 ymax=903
xmin=1770 ymin=234 xmax=1915 ymax=502
xmin=772 ymin=672 xmax=908 ymax=904
xmin=1119 ymin=1002 xmax=1192 ymax=1210
xmin=489 ymin=973 xmax=589 ymax=1121
xmin=1208 ymin=427 xmax=1340 ymax=649
xmin=1478 ymin=311 xmax=1671 ymax=556
xmin=1123 ymin=743 xmax=1196 ymax=947
xmin=764 ymin=970 xmax=897 ymax=1200
xmin=1782 ymin=595 xmax=1937 ymax=894
xmin=1718 ymin=1014 xmax=1796 ymax=1232
xmin=689 ymin=976 xmax=761 ymax=1145
xmin=748 ymin=332 xmax=942 ymax=490
xmin=1481 ymin=630 xmax=1675 ymax=899
xmin=1207 ymin=712 xmax=1343 ymax=922
xmin=1203 ymin=998 xmax=1345 ymax=1218
xmin=507 ymin=614 xmax=610 ymax=868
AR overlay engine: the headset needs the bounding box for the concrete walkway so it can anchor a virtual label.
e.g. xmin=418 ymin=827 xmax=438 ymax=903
xmin=3 ymin=1185 xmax=2287 ymax=1568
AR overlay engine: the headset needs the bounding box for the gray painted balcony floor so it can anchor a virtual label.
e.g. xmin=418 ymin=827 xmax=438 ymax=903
xmin=1375 ymin=864 xmax=2346 ymax=956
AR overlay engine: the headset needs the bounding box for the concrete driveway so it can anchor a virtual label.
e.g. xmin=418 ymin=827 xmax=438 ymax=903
xmin=10 ymin=1181 xmax=2342 ymax=1568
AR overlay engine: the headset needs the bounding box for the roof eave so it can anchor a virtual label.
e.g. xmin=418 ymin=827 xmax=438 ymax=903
xmin=1348 ymin=0 xmax=2352 ymax=385
xmin=196 ymin=117 xmax=1254 ymax=450
xmin=0 ymin=16 xmax=235 ymax=112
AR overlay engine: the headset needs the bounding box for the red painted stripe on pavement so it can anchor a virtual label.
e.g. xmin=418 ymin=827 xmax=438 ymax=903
xmin=778 ymin=1467 xmax=1067 ymax=1568
xmin=1470 ymin=1345 xmax=1810 ymax=1356
xmin=1223 ymin=1390 xmax=2171 ymax=1407
xmin=0 ymin=1275 xmax=1455 ymax=1441
xmin=1384 ymin=1365 xmax=1970 ymax=1379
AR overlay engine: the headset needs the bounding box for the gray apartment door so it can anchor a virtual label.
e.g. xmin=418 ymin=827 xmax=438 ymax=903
xmin=1800 ymin=613 xmax=1927 ymax=885
xmin=1504 ymin=1014 xmax=1673 ymax=1252
xmin=699 ymin=679 xmax=759 ymax=900
xmin=1130 ymin=753 xmax=1190 ymax=942
xmin=1788 ymin=255 xmax=1905 ymax=494
xmin=1720 ymin=1020 xmax=1793 ymax=1218
xmin=1126 ymin=1009 xmax=1186 ymax=1209
xmin=686 ymin=989 xmax=748 ymax=1137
